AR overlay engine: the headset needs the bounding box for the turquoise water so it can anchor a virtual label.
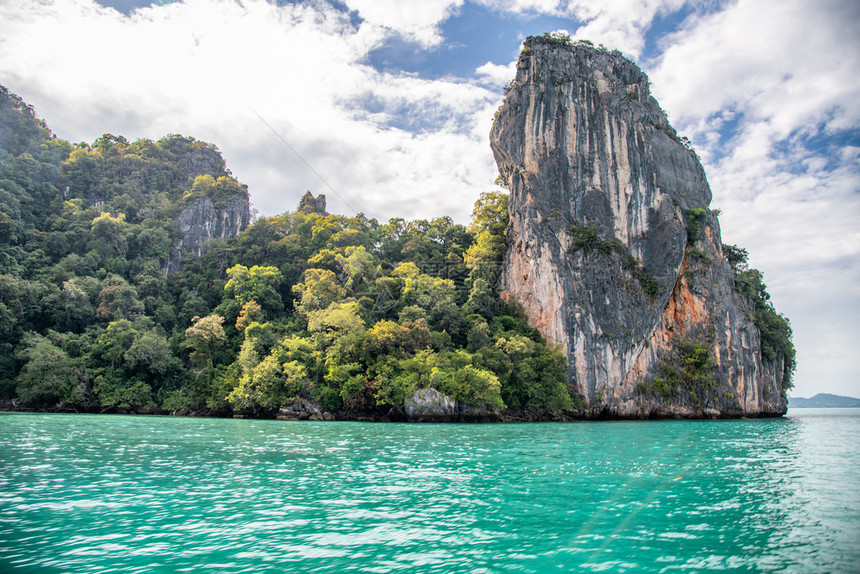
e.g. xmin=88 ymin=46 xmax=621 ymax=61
xmin=1 ymin=410 xmax=858 ymax=573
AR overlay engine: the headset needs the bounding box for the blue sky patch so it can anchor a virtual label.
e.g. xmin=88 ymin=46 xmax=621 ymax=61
xmin=365 ymin=3 xmax=582 ymax=80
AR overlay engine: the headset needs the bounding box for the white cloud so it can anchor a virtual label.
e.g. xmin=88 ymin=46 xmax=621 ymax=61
xmin=478 ymin=0 xmax=693 ymax=58
xmin=477 ymin=0 xmax=561 ymax=14
xmin=649 ymin=0 xmax=860 ymax=134
xmin=342 ymin=0 xmax=464 ymax=47
xmin=646 ymin=0 xmax=860 ymax=397
xmin=565 ymin=0 xmax=690 ymax=58
xmin=0 ymin=0 xmax=500 ymax=222
xmin=476 ymin=61 xmax=517 ymax=86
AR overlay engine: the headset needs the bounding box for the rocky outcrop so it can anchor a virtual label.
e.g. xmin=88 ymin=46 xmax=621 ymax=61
xmin=404 ymin=388 xmax=501 ymax=422
xmin=298 ymin=191 xmax=328 ymax=215
xmin=490 ymin=36 xmax=787 ymax=418
xmin=277 ymin=401 xmax=335 ymax=421
xmin=167 ymin=195 xmax=250 ymax=273
xmin=405 ymin=388 xmax=457 ymax=420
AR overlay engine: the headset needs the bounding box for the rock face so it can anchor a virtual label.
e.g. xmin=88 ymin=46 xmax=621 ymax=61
xmin=277 ymin=401 xmax=335 ymax=421
xmin=167 ymin=195 xmax=250 ymax=273
xmin=404 ymin=388 xmax=501 ymax=422
xmin=405 ymin=388 xmax=458 ymax=420
xmin=490 ymin=36 xmax=787 ymax=418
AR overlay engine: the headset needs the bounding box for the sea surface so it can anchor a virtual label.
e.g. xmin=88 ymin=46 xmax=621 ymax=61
xmin=1 ymin=409 xmax=858 ymax=573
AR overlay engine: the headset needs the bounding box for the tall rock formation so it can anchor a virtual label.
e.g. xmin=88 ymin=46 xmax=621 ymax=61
xmin=490 ymin=36 xmax=788 ymax=418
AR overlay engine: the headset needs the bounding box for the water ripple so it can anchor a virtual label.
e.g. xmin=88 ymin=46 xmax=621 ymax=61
xmin=0 ymin=411 xmax=858 ymax=572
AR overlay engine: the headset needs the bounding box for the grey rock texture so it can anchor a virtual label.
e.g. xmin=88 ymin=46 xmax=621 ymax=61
xmin=490 ymin=36 xmax=786 ymax=418
xmin=404 ymin=388 xmax=500 ymax=422
xmin=167 ymin=195 xmax=250 ymax=273
xmin=405 ymin=388 xmax=458 ymax=420
xmin=277 ymin=401 xmax=330 ymax=421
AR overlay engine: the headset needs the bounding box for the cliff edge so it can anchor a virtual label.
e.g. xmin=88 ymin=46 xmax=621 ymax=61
xmin=490 ymin=36 xmax=789 ymax=418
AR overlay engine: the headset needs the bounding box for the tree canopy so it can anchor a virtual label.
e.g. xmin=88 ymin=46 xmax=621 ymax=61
xmin=0 ymin=85 xmax=572 ymax=416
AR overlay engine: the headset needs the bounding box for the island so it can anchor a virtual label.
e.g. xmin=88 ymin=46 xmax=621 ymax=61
xmin=0 ymin=34 xmax=795 ymax=421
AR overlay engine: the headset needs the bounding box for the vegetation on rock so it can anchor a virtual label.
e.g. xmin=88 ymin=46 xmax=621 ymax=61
xmin=0 ymin=86 xmax=571 ymax=417
xmin=723 ymin=243 xmax=796 ymax=388
xmin=568 ymin=222 xmax=661 ymax=297
xmin=638 ymin=339 xmax=717 ymax=406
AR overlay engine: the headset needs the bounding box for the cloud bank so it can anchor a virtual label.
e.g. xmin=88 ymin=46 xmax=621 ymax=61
xmin=0 ymin=0 xmax=502 ymax=219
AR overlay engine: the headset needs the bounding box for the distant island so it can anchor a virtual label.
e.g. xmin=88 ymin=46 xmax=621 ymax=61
xmin=789 ymin=394 xmax=860 ymax=408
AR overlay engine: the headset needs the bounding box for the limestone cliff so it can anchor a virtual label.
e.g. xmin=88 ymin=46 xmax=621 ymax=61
xmin=490 ymin=36 xmax=788 ymax=417
xmin=167 ymin=196 xmax=250 ymax=274
xmin=161 ymin=142 xmax=251 ymax=273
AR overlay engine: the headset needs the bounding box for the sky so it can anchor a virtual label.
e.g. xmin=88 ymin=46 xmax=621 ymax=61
xmin=0 ymin=0 xmax=857 ymax=399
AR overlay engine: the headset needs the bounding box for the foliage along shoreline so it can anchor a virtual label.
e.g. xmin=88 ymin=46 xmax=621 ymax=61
xmin=0 ymin=84 xmax=793 ymax=422
xmin=1 ymin=85 xmax=578 ymax=422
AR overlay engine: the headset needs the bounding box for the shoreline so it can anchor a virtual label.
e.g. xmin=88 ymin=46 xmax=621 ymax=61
xmin=0 ymin=404 xmax=787 ymax=422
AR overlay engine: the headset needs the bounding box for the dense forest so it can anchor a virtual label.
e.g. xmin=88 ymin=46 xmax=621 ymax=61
xmin=0 ymin=85 xmax=572 ymax=419
xmin=0 ymin=84 xmax=795 ymax=419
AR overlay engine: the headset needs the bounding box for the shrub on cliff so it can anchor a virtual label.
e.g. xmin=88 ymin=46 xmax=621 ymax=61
xmin=724 ymin=244 xmax=796 ymax=388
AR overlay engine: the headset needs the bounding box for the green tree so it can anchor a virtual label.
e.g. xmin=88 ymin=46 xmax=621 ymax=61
xmin=15 ymin=334 xmax=86 ymax=407
xmin=228 ymin=351 xmax=313 ymax=412
xmin=190 ymin=174 xmax=247 ymax=208
xmin=184 ymin=314 xmax=227 ymax=391
xmin=224 ymin=264 xmax=285 ymax=316
xmin=308 ymin=301 xmax=366 ymax=363
xmin=124 ymin=330 xmax=178 ymax=378
xmin=91 ymin=212 xmax=129 ymax=258
xmin=292 ymin=268 xmax=347 ymax=317
xmin=91 ymin=319 xmax=140 ymax=370
xmin=451 ymin=365 xmax=504 ymax=410
xmin=470 ymin=191 xmax=509 ymax=235
xmin=95 ymin=277 xmax=144 ymax=321
xmin=52 ymin=278 xmax=96 ymax=331
xmin=235 ymin=300 xmax=263 ymax=332
xmin=93 ymin=373 xmax=155 ymax=411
